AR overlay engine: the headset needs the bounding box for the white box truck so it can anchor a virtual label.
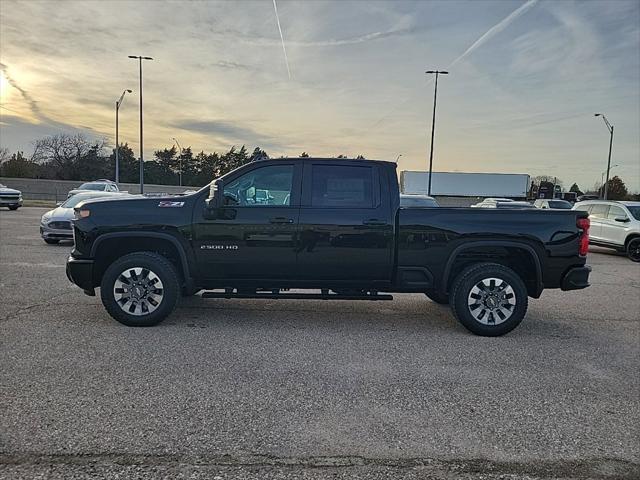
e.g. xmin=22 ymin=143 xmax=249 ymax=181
xmin=400 ymin=171 xmax=530 ymax=198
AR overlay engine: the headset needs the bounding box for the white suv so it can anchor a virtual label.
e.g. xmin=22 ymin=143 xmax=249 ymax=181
xmin=572 ymin=200 xmax=640 ymax=262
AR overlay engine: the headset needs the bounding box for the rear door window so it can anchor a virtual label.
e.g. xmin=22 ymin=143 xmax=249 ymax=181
xmin=607 ymin=205 xmax=627 ymax=220
xmin=310 ymin=165 xmax=376 ymax=208
xmin=590 ymin=204 xmax=609 ymax=219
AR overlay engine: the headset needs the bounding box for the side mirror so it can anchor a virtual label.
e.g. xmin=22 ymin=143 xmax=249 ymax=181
xmin=56 ymin=202 xmax=63 ymax=207
xmin=203 ymin=181 xmax=221 ymax=219
xmin=614 ymin=216 xmax=629 ymax=223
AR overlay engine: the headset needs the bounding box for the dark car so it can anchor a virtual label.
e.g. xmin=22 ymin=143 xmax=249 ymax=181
xmin=67 ymin=158 xmax=591 ymax=336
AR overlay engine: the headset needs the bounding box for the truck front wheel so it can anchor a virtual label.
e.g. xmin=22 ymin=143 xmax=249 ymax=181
xmin=100 ymin=252 xmax=179 ymax=327
xmin=450 ymin=263 xmax=528 ymax=336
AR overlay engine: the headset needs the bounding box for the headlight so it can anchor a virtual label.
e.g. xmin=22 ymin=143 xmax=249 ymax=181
xmin=74 ymin=208 xmax=90 ymax=220
xmin=41 ymin=214 xmax=51 ymax=224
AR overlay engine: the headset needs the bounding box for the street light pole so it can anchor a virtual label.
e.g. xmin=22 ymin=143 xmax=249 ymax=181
xmin=115 ymin=89 xmax=132 ymax=185
xmin=129 ymin=55 xmax=153 ymax=194
xmin=425 ymin=70 xmax=448 ymax=196
xmin=594 ymin=113 xmax=614 ymax=200
xmin=172 ymin=137 xmax=183 ymax=186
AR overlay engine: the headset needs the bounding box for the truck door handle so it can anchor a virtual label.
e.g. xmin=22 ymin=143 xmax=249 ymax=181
xmin=363 ymin=219 xmax=386 ymax=226
xmin=269 ymin=217 xmax=294 ymax=224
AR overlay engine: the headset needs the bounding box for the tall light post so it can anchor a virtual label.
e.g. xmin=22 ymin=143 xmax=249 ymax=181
xmin=594 ymin=113 xmax=614 ymax=200
xmin=425 ymin=70 xmax=448 ymax=195
xmin=395 ymin=154 xmax=402 ymax=163
xmin=129 ymin=55 xmax=153 ymax=194
xmin=172 ymin=137 xmax=183 ymax=186
xmin=115 ymin=89 xmax=132 ymax=185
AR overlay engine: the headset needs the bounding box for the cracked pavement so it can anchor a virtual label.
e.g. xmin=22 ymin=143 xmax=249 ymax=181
xmin=1 ymin=207 xmax=639 ymax=479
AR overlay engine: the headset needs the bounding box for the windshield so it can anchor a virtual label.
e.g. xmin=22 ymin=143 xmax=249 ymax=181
xmin=548 ymin=200 xmax=572 ymax=209
xmin=627 ymin=206 xmax=640 ymax=220
xmin=61 ymin=193 xmax=109 ymax=208
xmin=78 ymin=183 xmax=105 ymax=191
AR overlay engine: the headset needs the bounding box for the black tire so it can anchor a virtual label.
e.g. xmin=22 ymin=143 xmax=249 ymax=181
xmin=8 ymin=206 xmax=19 ymax=211
xmin=100 ymin=252 xmax=179 ymax=327
xmin=626 ymin=237 xmax=640 ymax=262
xmin=450 ymin=263 xmax=528 ymax=337
xmin=425 ymin=290 xmax=449 ymax=305
xmin=44 ymin=238 xmax=60 ymax=244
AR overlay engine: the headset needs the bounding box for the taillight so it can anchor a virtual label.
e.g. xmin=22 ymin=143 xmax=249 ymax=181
xmin=577 ymin=217 xmax=590 ymax=256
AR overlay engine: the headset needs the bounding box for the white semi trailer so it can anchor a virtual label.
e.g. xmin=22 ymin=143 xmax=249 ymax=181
xmin=400 ymin=171 xmax=530 ymax=199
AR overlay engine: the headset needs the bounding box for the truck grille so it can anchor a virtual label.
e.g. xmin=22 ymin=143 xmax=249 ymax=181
xmin=0 ymin=194 xmax=20 ymax=200
xmin=49 ymin=221 xmax=72 ymax=230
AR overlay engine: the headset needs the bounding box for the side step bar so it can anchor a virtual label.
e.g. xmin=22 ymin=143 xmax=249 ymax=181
xmin=201 ymin=291 xmax=393 ymax=301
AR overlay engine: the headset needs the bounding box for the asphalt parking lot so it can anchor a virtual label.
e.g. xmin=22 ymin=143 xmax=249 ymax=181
xmin=1 ymin=207 xmax=639 ymax=479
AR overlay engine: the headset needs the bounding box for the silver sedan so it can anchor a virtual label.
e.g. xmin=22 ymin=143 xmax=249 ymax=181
xmin=40 ymin=191 xmax=126 ymax=244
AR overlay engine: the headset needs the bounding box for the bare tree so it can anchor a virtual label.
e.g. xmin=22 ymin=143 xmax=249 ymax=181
xmin=31 ymin=133 xmax=105 ymax=179
xmin=0 ymin=147 xmax=10 ymax=164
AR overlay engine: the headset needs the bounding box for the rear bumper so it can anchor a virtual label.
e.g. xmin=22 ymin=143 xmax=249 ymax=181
xmin=66 ymin=256 xmax=95 ymax=295
xmin=561 ymin=265 xmax=591 ymax=291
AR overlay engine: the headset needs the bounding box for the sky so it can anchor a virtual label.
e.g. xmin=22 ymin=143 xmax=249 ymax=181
xmin=0 ymin=0 xmax=639 ymax=192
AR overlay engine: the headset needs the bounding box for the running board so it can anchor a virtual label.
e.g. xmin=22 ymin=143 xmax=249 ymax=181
xmin=201 ymin=291 xmax=393 ymax=301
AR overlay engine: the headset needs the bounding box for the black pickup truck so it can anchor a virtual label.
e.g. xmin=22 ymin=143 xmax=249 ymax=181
xmin=66 ymin=158 xmax=591 ymax=336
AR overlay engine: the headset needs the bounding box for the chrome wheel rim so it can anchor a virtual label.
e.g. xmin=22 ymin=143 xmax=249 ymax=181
xmin=467 ymin=277 xmax=516 ymax=325
xmin=629 ymin=239 xmax=640 ymax=261
xmin=113 ymin=267 xmax=164 ymax=316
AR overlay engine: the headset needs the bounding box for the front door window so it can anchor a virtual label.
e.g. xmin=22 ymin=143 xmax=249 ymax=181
xmin=223 ymin=165 xmax=293 ymax=207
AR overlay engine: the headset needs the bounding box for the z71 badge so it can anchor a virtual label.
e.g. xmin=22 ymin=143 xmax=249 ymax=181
xmin=158 ymin=201 xmax=185 ymax=208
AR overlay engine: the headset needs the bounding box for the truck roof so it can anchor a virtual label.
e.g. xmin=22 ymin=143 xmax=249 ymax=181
xmin=260 ymin=157 xmax=398 ymax=168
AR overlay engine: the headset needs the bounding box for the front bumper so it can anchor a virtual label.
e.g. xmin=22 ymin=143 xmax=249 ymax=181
xmin=41 ymin=224 xmax=73 ymax=240
xmin=560 ymin=265 xmax=591 ymax=291
xmin=0 ymin=198 xmax=23 ymax=207
xmin=66 ymin=256 xmax=95 ymax=295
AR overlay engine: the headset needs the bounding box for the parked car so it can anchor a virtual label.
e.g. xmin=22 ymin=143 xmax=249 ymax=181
xmin=533 ymin=199 xmax=573 ymax=210
xmin=41 ymin=191 xmax=127 ymax=244
xmin=473 ymin=199 xmax=535 ymax=209
xmin=471 ymin=198 xmax=514 ymax=207
xmin=0 ymin=184 xmax=23 ymax=210
xmin=573 ymin=200 xmax=640 ymax=262
xmin=67 ymin=179 xmax=119 ymax=199
xmin=400 ymin=194 xmax=439 ymax=208
xmin=561 ymin=192 xmax=578 ymax=203
xmin=67 ymin=157 xmax=591 ymax=336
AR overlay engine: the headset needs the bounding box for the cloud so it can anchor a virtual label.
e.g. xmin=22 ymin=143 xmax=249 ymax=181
xmin=210 ymin=25 xmax=422 ymax=48
xmin=448 ymin=0 xmax=539 ymax=68
xmin=365 ymin=0 xmax=539 ymax=132
xmin=210 ymin=61 xmax=253 ymax=71
xmin=172 ymin=119 xmax=285 ymax=150
xmin=0 ymin=62 xmax=47 ymax=121
xmin=0 ymin=115 xmax=102 ymax=154
xmin=272 ymin=0 xmax=291 ymax=79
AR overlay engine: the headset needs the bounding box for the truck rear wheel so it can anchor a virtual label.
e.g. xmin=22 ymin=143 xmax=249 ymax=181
xmin=450 ymin=263 xmax=528 ymax=336
xmin=100 ymin=252 xmax=179 ymax=327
